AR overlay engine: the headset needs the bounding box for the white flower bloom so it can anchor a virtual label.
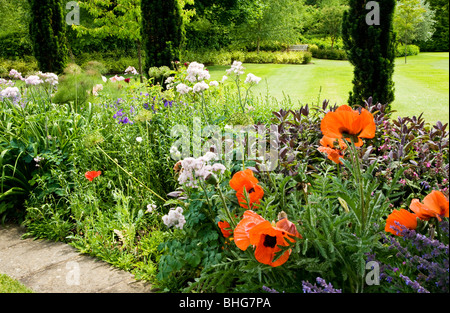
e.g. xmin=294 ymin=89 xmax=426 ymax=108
xmin=221 ymin=75 xmax=228 ymax=83
xmin=38 ymin=72 xmax=58 ymax=85
xmin=244 ymin=73 xmax=261 ymax=84
xmin=186 ymin=62 xmax=210 ymax=82
xmin=136 ymin=137 xmax=143 ymax=143
xmin=228 ymin=60 xmax=245 ymax=75
xmin=110 ymin=75 xmax=125 ymax=82
xmin=176 ymin=152 xmax=224 ymax=188
xmin=92 ymin=84 xmax=103 ymax=96
xmin=125 ymin=66 xmax=139 ymax=75
xmin=0 ymin=87 xmax=20 ymax=98
xmin=146 ymin=204 xmax=157 ymax=213
xmin=211 ymin=163 xmax=226 ymax=174
xmin=162 ymin=207 xmax=186 ymax=229
xmin=9 ymin=69 xmax=23 ymax=80
xmin=201 ymin=151 xmax=217 ymax=162
xmin=165 ymin=76 xmax=175 ymax=84
xmin=25 ymin=75 xmax=43 ymax=85
xmin=209 ymin=80 xmax=219 ymax=87
xmin=176 ymin=83 xmax=192 ymax=95
xmin=102 ymin=76 xmax=107 ymax=83
xmin=193 ymin=81 xmax=209 ymax=93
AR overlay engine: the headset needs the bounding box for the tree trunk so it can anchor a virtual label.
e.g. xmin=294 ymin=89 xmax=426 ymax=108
xmin=404 ymin=42 xmax=407 ymax=64
xmin=257 ymin=23 xmax=261 ymax=54
xmin=137 ymin=39 xmax=143 ymax=83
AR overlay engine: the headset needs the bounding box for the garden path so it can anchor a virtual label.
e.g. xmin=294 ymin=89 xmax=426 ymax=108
xmin=0 ymin=223 xmax=153 ymax=293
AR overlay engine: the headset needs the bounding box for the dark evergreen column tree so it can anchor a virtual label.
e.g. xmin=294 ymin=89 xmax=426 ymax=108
xmin=342 ymin=0 xmax=396 ymax=109
xmin=28 ymin=0 xmax=68 ymax=74
xmin=141 ymin=0 xmax=184 ymax=74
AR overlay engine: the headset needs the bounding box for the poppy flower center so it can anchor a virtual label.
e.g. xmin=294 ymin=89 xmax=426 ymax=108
xmin=263 ymin=235 xmax=277 ymax=248
xmin=248 ymin=187 xmax=255 ymax=194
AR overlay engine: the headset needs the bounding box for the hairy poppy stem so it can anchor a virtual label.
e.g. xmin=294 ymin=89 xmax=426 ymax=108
xmin=349 ymin=138 xmax=366 ymax=232
xmin=96 ymin=145 xmax=166 ymax=202
xmin=217 ymin=184 xmax=237 ymax=229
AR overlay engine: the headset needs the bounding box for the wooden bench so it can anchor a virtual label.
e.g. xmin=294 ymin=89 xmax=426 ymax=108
xmin=289 ymin=44 xmax=309 ymax=52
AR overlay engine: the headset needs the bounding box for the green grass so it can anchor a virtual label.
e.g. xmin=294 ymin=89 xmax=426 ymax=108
xmin=208 ymin=52 xmax=449 ymax=124
xmin=0 ymin=274 xmax=33 ymax=293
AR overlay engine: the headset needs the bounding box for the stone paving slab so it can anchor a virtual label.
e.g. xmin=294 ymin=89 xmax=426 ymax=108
xmin=0 ymin=224 xmax=153 ymax=293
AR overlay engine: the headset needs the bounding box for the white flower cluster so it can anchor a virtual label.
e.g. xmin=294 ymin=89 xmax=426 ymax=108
xmin=177 ymin=152 xmax=226 ymax=188
xmin=25 ymin=75 xmax=44 ymax=86
xmin=226 ymin=60 xmax=245 ymax=76
xmin=38 ymin=72 xmax=58 ymax=86
xmin=193 ymin=81 xmax=209 ymax=93
xmin=125 ymin=66 xmax=139 ymax=75
xmin=110 ymin=75 xmax=125 ymax=82
xmin=0 ymin=78 xmax=15 ymax=87
xmin=176 ymin=83 xmax=192 ymax=95
xmin=244 ymin=73 xmax=262 ymax=84
xmin=162 ymin=207 xmax=186 ymax=229
xmin=6 ymin=69 xmax=58 ymax=86
xmin=92 ymin=84 xmax=103 ymax=96
xmin=186 ymin=61 xmax=211 ymax=83
xmin=9 ymin=69 xmax=23 ymax=80
xmin=146 ymin=203 xmax=157 ymax=213
xmin=0 ymin=86 xmax=20 ymax=99
xmin=34 ymin=156 xmax=44 ymax=167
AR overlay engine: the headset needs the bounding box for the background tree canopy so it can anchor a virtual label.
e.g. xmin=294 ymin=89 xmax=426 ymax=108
xmin=0 ymin=0 xmax=447 ymax=72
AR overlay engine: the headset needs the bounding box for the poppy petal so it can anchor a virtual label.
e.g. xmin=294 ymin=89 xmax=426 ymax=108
xmin=229 ymin=169 xmax=258 ymax=191
xmin=385 ymin=209 xmax=418 ymax=236
xmin=410 ymin=198 xmax=440 ymax=221
xmin=357 ymin=109 xmax=376 ymax=139
xmin=423 ymin=190 xmax=449 ymax=218
xmin=233 ymin=210 xmax=266 ymax=250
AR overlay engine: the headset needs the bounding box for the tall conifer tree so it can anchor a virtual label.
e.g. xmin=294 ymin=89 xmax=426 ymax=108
xmin=28 ymin=0 xmax=68 ymax=74
xmin=342 ymin=0 xmax=396 ymax=108
xmin=141 ymin=0 xmax=184 ymax=73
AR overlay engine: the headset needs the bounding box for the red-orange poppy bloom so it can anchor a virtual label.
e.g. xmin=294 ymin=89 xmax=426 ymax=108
xmin=234 ymin=210 xmax=298 ymax=267
xmin=248 ymin=220 xmax=297 ymax=267
xmin=320 ymin=105 xmax=376 ymax=147
xmin=229 ymin=169 xmax=264 ymax=209
xmin=218 ymin=221 xmax=232 ymax=238
xmin=234 ymin=210 xmax=266 ymax=251
xmin=318 ymin=136 xmax=347 ymax=164
xmin=85 ymin=171 xmax=101 ymax=181
xmin=409 ymin=190 xmax=449 ymax=221
xmin=276 ymin=217 xmax=302 ymax=239
xmin=385 ymin=209 xmax=418 ymax=236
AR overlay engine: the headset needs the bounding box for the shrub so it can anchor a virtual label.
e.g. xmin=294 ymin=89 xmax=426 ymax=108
xmin=395 ymin=44 xmax=420 ymax=57
xmin=181 ymin=50 xmax=311 ymax=65
xmin=309 ymin=46 xmax=347 ymax=60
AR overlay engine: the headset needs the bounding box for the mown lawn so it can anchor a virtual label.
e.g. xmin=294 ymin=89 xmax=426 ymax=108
xmin=0 ymin=274 xmax=33 ymax=293
xmin=208 ymin=52 xmax=449 ymax=124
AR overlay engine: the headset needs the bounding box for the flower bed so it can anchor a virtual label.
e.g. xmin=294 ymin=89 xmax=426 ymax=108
xmin=0 ymin=61 xmax=448 ymax=293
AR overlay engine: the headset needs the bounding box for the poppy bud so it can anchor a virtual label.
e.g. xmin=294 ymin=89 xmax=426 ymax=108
xmin=205 ymin=173 xmax=218 ymax=185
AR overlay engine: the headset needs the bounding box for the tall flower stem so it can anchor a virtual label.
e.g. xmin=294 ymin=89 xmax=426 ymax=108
xmin=199 ymin=180 xmax=216 ymax=224
xmin=200 ymin=92 xmax=209 ymax=125
xmin=348 ymin=137 xmax=366 ymax=233
xmin=216 ymin=183 xmax=237 ymax=229
xmin=96 ymin=145 xmax=166 ymax=202
xmin=234 ymin=76 xmax=245 ymax=113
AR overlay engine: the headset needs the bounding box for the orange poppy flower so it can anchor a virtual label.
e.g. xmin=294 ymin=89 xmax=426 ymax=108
xmin=320 ymin=105 xmax=376 ymax=147
xmin=385 ymin=209 xmax=418 ymax=236
xmin=276 ymin=217 xmax=302 ymax=239
xmin=409 ymin=190 xmax=449 ymax=221
xmin=249 ymin=221 xmax=296 ymax=267
xmin=218 ymin=221 xmax=232 ymax=238
xmin=85 ymin=171 xmax=101 ymax=181
xmin=230 ymin=169 xmax=264 ymax=209
xmin=234 ymin=210 xmax=266 ymax=251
